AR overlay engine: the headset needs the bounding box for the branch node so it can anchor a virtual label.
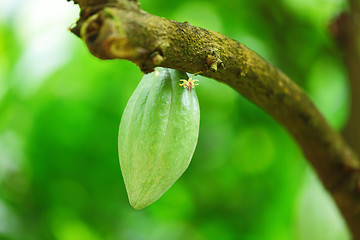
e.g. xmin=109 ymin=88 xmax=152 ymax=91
xmin=150 ymin=51 xmax=164 ymax=65
xmin=206 ymin=54 xmax=223 ymax=72
xmin=104 ymin=35 xmax=138 ymax=59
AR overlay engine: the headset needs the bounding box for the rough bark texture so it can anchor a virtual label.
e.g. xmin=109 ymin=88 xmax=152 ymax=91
xmin=69 ymin=0 xmax=360 ymax=238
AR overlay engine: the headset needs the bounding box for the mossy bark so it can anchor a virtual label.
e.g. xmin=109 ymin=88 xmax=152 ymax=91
xmin=69 ymin=0 xmax=360 ymax=238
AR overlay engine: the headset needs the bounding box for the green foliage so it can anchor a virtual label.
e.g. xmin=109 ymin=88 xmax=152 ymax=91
xmin=0 ymin=0 xmax=351 ymax=239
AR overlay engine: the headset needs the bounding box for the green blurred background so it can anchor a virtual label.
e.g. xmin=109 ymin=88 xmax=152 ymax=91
xmin=0 ymin=0 xmax=352 ymax=239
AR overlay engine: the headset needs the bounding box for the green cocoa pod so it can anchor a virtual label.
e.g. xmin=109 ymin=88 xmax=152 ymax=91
xmin=118 ymin=67 xmax=200 ymax=210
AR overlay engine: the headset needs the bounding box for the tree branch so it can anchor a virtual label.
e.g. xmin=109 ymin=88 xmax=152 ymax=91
xmin=333 ymin=0 xmax=360 ymax=160
xmin=70 ymin=0 xmax=360 ymax=238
